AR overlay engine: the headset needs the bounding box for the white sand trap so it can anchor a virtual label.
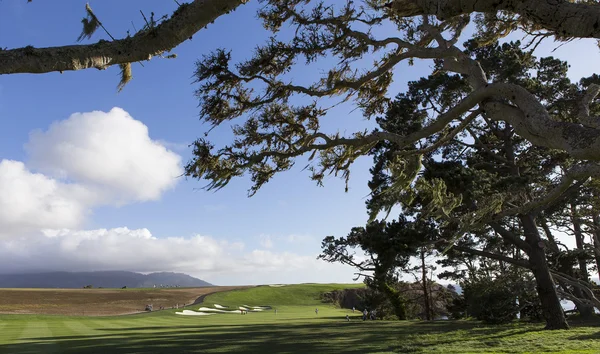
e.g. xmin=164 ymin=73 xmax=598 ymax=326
xmin=198 ymin=307 xmax=241 ymax=314
xmin=214 ymin=304 xmax=228 ymax=309
xmin=239 ymin=306 xmax=249 ymax=311
xmin=243 ymin=305 xmax=272 ymax=310
xmin=268 ymin=284 xmax=286 ymax=287
xmin=176 ymin=310 xmax=216 ymax=316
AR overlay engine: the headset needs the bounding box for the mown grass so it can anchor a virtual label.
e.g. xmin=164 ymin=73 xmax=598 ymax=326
xmin=0 ymin=283 xmax=599 ymax=353
xmin=204 ymin=283 xmax=364 ymax=307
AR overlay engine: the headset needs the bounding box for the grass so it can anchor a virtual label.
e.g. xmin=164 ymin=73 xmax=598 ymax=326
xmin=0 ymin=283 xmax=599 ymax=353
xmin=205 ymin=283 xmax=364 ymax=307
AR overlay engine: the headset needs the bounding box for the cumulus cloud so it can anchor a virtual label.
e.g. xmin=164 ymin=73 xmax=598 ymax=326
xmin=0 ymin=160 xmax=95 ymax=236
xmin=0 ymin=108 xmax=182 ymax=237
xmin=26 ymin=107 xmax=182 ymax=203
xmin=0 ymin=228 xmax=357 ymax=285
xmin=0 ymin=108 xmax=358 ymax=284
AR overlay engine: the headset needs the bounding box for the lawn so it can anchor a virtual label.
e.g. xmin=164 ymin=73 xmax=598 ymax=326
xmin=0 ymin=284 xmax=599 ymax=353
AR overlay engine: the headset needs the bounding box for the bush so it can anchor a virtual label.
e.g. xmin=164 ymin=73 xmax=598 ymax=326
xmin=446 ymin=295 xmax=467 ymax=320
xmin=463 ymin=278 xmax=519 ymax=324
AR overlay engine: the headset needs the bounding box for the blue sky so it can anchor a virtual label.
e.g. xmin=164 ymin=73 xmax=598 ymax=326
xmin=0 ymin=1 xmax=598 ymax=285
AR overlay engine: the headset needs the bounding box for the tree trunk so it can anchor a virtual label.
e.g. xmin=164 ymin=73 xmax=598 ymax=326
xmin=421 ymin=248 xmax=432 ymax=321
xmin=592 ymin=215 xmax=600 ymax=280
xmin=571 ymin=203 xmax=590 ymax=281
xmin=521 ymin=214 xmax=569 ymax=329
xmin=378 ymin=279 xmax=407 ymax=320
xmin=570 ymin=204 xmax=595 ymax=318
xmin=539 ymin=217 xmax=560 ymax=253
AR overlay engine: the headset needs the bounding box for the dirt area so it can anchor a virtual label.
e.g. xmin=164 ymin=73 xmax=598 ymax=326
xmin=0 ymin=286 xmax=249 ymax=316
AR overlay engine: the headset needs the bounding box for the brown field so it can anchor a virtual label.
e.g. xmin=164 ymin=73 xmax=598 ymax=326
xmin=0 ymin=286 xmax=249 ymax=316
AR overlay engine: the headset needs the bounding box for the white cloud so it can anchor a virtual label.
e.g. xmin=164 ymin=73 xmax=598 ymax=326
xmin=0 ymin=108 xmax=182 ymax=238
xmin=0 ymin=160 xmax=95 ymax=236
xmin=25 ymin=107 xmax=182 ymax=203
xmin=0 ymin=108 xmax=358 ymax=284
xmin=0 ymin=228 xmax=358 ymax=285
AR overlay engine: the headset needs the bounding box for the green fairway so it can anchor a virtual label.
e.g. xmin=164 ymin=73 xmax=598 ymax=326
xmin=0 ymin=284 xmax=599 ymax=353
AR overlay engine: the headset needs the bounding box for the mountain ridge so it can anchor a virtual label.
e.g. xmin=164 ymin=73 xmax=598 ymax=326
xmin=0 ymin=271 xmax=212 ymax=288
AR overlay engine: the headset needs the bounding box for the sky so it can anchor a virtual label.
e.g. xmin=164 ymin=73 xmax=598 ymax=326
xmin=0 ymin=1 xmax=598 ymax=286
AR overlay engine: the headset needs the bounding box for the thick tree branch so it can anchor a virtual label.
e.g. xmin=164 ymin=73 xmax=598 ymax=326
xmin=551 ymin=271 xmax=600 ymax=310
xmin=409 ymin=109 xmax=480 ymax=156
xmin=539 ymin=217 xmax=560 ymax=253
xmin=489 ymin=222 xmax=531 ymax=252
xmin=578 ymin=84 xmax=600 ymax=129
xmin=482 ymin=88 xmax=600 ymax=161
xmin=388 ymin=0 xmax=600 ymax=40
xmin=556 ymin=288 xmax=599 ymax=311
xmin=450 ymin=244 xmax=531 ymax=269
xmin=495 ymin=165 xmax=597 ymax=218
xmin=0 ymin=0 xmax=247 ymax=75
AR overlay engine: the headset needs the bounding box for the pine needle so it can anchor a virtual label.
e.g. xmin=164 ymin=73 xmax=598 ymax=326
xmin=117 ymin=63 xmax=132 ymax=92
xmin=77 ymin=3 xmax=101 ymax=42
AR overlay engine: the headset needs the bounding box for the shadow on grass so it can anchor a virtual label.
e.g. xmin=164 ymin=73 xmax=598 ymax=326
xmin=0 ymin=320 xmax=565 ymax=354
xmin=2 ymin=321 xmax=401 ymax=354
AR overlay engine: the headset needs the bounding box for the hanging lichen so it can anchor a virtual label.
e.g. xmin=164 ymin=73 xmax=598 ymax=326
xmin=367 ymin=154 xmax=423 ymax=223
xmin=77 ymin=3 xmax=101 ymax=42
xmin=117 ymin=63 xmax=132 ymax=92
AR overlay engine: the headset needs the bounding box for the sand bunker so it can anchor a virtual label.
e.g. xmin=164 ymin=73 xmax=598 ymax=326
xmin=177 ymin=304 xmax=272 ymax=317
xmin=176 ymin=310 xmax=216 ymax=316
xmin=268 ymin=284 xmax=286 ymax=287
xmin=243 ymin=305 xmax=271 ymax=310
xmin=198 ymin=307 xmax=240 ymax=313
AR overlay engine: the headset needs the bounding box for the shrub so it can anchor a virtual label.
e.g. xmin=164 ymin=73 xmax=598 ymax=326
xmin=463 ymin=278 xmax=519 ymax=324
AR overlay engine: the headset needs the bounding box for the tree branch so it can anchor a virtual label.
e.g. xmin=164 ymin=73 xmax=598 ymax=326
xmin=408 ymin=109 xmax=480 ymax=156
xmin=551 ymin=270 xmax=600 ymax=310
xmin=578 ymin=84 xmax=600 ymax=129
xmin=489 ymin=222 xmax=531 ymax=252
xmin=387 ymin=0 xmax=600 ymax=40
xmin=450 ymin=244 xmax=531 ymax=269
xmin=0 ymin=0 xmax=247 ymax=75
xmin=496 ymin=164 xmax=598 ymax=219
xmin=539 ymin=217 xmax=560 ymax=253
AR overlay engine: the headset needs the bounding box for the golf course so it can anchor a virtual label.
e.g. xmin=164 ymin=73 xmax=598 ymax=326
xmin=0 ymin=284 xmax=599 ymax=353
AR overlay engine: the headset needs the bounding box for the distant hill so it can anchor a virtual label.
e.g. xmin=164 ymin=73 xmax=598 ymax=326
xmin=0 ymin=271 xmax=212 ymax=289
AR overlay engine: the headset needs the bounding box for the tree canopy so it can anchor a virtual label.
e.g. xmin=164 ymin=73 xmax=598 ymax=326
xmin=181 ymin=1 xmax=600 ymax=330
